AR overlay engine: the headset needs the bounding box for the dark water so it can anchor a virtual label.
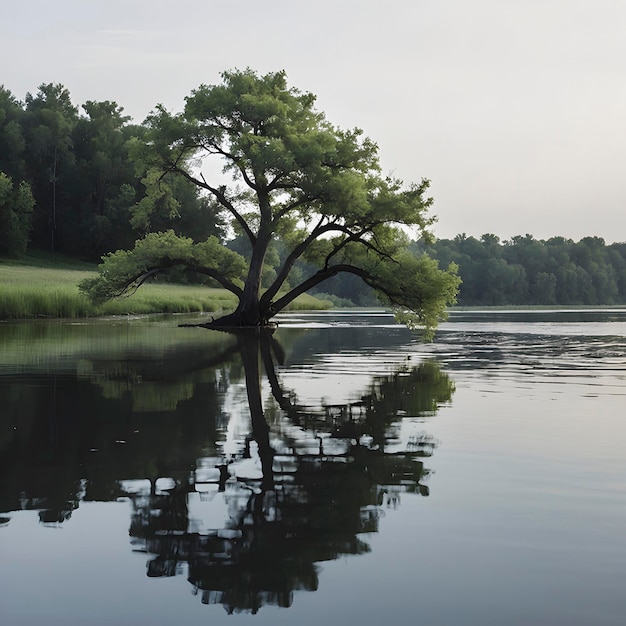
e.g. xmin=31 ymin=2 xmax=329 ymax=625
xmin=1 ymin=309 xmax=625 ymax=625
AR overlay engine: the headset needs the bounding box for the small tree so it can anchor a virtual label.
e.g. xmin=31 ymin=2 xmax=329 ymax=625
xmin=80 ymin=69 xmax=459 ymax=334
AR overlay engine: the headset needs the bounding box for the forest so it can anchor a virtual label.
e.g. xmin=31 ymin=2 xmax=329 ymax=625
xmin=1 ymin=82 xmax=625 ymax=308
xmin=414 ymin=234 xmax=626 ymax=306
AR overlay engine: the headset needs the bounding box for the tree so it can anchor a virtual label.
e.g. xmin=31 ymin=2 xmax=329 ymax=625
xmin=67 ymin=100 xmax=137 ymax=258
xmin=81 ymin=69 xmax=459 ymax=333
xmin=0 ymin=172 xmax=35 ymax=256
xmin=0 ymin=87 xmax=27 ymax=183
xmin=23 ymin=83 xmax=78 ymax=252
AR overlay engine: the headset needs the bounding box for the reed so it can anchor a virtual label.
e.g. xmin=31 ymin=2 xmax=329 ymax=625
xmin=0 ymin=260 xmax=331 ymax=319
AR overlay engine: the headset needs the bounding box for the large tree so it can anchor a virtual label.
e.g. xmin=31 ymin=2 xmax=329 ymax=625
xmin=81 ymin=69 xmax=459 ymax=333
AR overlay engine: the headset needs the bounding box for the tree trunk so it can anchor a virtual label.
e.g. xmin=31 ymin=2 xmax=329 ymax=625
xmin=211 ymin=295 xmax=268 ymax=327
xmin=238 ymin=330 xmax=274 ymax=490
xmin=209 ymin=228 xmax=273 ymax=327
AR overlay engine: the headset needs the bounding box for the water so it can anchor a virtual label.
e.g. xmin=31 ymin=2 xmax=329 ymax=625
xmin=1 ymin=309 xmax=625 ymax=625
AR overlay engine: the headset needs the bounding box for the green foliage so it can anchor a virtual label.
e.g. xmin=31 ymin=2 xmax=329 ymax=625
xmin=356 ymin=251 xmax=460 ymax=338
xmin=0 ymin=172 xmax=35 ymax=256
xmin=130 ymin=168 xmax=181 ymax=231
xmin=419 ymin=234 xmax=626 ymax=306
xmin=129 ymin=166 xmax=227 ymax=244
xmin=21 ymin=83 xmax=78 ymax=252
xmin=0 ymin=86 xmax=27 ymax=182
xmin=79 ymin=230 xmax=247 ymax=303
xmin=0 ymin=83 xmax=227 ymax=261
xmin=101 ymin=68 xmax=458 ymax=331
xmin=393 ymin=262 xmax=459 ymax=332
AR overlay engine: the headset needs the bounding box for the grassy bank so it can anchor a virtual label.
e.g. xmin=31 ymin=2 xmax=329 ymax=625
xmin=0 ymin=252 xmax=332 ymax=320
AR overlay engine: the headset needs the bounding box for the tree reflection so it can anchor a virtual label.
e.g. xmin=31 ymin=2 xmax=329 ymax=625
xmin=0 ymin=324 xmax=454 ymax=614
xmin=124 ymin=329 xmax=454 ymax=613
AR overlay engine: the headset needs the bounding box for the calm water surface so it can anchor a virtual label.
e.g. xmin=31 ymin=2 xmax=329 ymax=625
xmin=1 ymin=309 xmax=625 ymax=625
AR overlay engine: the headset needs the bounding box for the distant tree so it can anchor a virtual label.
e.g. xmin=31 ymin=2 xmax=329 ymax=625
xmin=0 ymin=86 xmax=27 ymax=182
xmin=23 ymin=83 xmax=78 ymax=252
xmin=607 ymin=244 xmax=626 ymax=297
xmin=529 ymin=271 xmax=557 ymax=304
xmin=419 ymin=232 xmax=626 ymax=306
xmin=0 ymin=172 xmax=35 ymax=256
xmin=63 ymin=100 xmax=138 ymax=258
xmin=81 ymin=69 xmax=459 ymax=333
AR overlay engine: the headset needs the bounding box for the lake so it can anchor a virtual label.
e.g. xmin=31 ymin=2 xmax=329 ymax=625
xmin=1 ymin=309 xmax=625 ymax=625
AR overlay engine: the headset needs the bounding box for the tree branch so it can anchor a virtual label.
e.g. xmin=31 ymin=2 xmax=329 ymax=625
xmin=259 ymin=218 xmax=341 ymax=308
xmin=165 ymin=164 xmax=256 ymax=245
xmin=111 ymin=260 xmax=243 ymax=300
xmin=322 ymin=225 xmax=396 ymax=268
xmin=201 ymin=139 xmax=259 ymax=191
xmin=274 ymin=193 xmax=321 ymax=220
xmin=266 ymin=262 xmax=420 ymax=317
xmin=260 ymin=220 xmax=391 ymax=311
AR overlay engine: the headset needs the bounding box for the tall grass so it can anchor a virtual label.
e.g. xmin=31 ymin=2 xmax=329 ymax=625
xmin=0 ymin=257 xmax=331 ymax=319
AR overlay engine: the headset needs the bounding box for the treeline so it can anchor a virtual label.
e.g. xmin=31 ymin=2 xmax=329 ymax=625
xmin=413 ymin=234 xmax=626 ymax=306
xmin=0 ymin=83 xmax=224 ymax=260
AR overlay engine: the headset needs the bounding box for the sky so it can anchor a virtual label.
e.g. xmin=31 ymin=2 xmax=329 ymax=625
xmin=2 ymin=0 xmax=625 ymax=243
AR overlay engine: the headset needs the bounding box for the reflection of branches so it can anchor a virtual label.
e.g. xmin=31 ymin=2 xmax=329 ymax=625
xmin=261 ymin=331 xmax=453 ymax=452
xmin=260 ymin=331 xmax=303 ymax=423
xmin=121 ymin=329 xmax=452 ymax=613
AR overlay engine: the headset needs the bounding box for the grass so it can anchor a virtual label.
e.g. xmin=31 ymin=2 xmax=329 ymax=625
xmin=0 ymin=252 xmax=332 ymax=320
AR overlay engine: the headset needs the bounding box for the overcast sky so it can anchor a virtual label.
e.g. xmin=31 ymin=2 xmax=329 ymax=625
xmin=2 ymin=0 xmax=625 ymax=243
